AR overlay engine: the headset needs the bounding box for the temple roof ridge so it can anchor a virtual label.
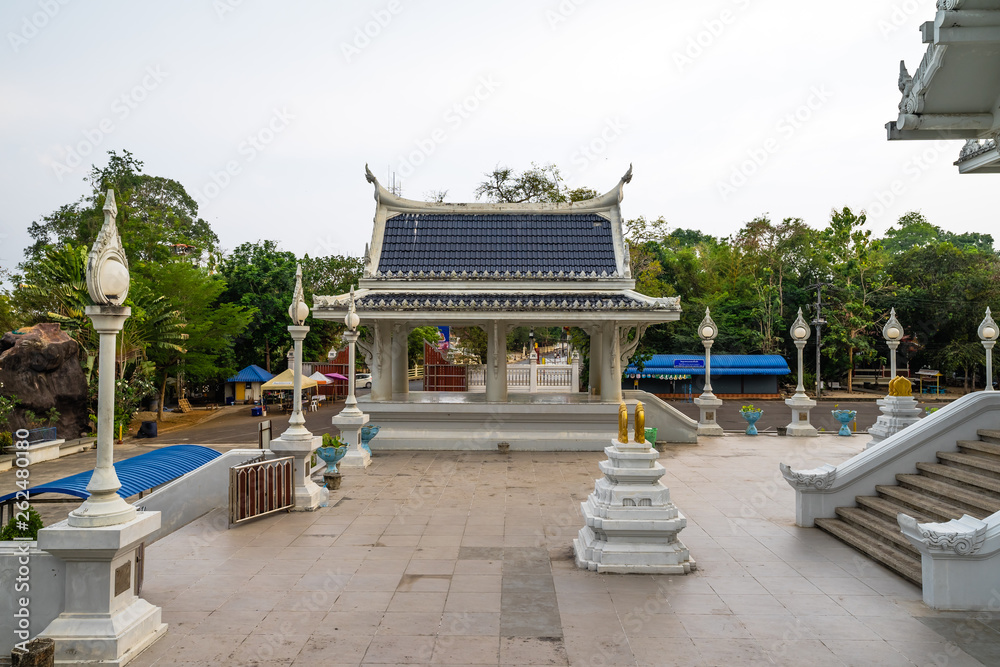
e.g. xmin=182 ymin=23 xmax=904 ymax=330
xmin=364 ymin=163 xmax=632 ymax=213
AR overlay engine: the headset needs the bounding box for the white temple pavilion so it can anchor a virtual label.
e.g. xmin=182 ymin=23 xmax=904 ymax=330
xmin=312 ymin=166 xmax=698 ymax=450
xmin=887 ymin=0 xmax=1000 ymax=173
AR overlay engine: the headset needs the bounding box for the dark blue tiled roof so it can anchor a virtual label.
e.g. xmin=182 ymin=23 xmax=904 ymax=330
xmin=377 ymin=213 xmax=617 ymax=275
xmin=354 ymin=293 xmax=655 ymax=311
xmin=627 ymin=355 xmax=791 ymax=376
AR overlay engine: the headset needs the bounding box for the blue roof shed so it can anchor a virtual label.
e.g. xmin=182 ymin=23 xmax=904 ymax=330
xmin=624 ymin=354 xmax=791 ymax=398
xmin=226 ymin=364 xmax=274 ymax=383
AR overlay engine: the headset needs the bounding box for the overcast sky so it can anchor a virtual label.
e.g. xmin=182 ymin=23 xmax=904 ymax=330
xmin=0 ymin=1 xmax=989 ymax=276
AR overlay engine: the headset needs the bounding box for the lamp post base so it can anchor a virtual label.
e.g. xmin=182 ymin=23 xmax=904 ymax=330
xmin=269 ymin=434 xmax=328 ymax=510
xmin=38 ymin=512 xmax=166 ymax=666
xmin=784 ymin=395 xmax=819 ymax=437
xmin=694 ymin=395 xmax=724 ymax=437
xmin=333 ymin=411 xmax=371 ymax=469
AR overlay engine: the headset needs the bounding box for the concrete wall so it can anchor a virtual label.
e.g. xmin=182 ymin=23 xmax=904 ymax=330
xmin=135 ymin=448 xmax=265 ymax=544
xmin=0 ymin=543 xmax=65 ymax=654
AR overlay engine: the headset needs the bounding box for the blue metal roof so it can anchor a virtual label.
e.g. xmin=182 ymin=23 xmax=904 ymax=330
xmin=227 ymin=364 xmax=274 ymax=383
xmin=627 ymin=354 xmax=791 ymax=377
xmin=0 ymin=445 xmax=221 ymax=503
xmin=377 ymin=212 xmax=618 ymax=275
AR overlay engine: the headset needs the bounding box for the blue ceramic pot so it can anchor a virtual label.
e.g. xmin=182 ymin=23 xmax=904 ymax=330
xmin=316 ymin=445 xmax=347 ymax=473
xmin=831 ymin=409 xmax=857 ymax=437
xmin=741 ymin=410 xmax=762 ymax=436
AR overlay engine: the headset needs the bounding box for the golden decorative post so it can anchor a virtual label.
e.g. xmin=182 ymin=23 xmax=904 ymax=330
xmin=618 ymin=402 xmax=628 ymax=443
xmin=635 ymin=402 xmax=645 ymax=443
xmin=888 ymin=375 xmax=912 ymax=397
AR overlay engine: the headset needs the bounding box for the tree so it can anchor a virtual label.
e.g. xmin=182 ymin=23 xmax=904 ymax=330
xmin=25 ymin=151 xmax=219 ymax=270
xmin=476 ymin=163 xmax=590 ymax=204
xmin=883 ymin=211 xmax=995 ymax=255
xmin=408 ymin=327 xmax=442 ymax=367
xmin=218 ymin=241 xmax=297 ymax=373
xmin=819 ymin=207 xmax=892 ymax=391
xmin=141 ymin=261 xmax=253 ymax=418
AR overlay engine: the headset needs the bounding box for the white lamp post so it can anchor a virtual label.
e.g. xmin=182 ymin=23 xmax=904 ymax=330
xmin=693 ymin=308 xmax=724 ymax=436
xmin=37 ymin=190 xmax=167 ymax=663
xmin=70 ymin=189 xmax=136 ymax=528
xmin=883 ymin=307 xmax=904 ymax=380
xmin=334 ymin=288 xmax=371 ymax=468
xmin=268 ymin=264 xmax=327 ymax=509
xmin=785 ymin=308 xmax=818 ymax=436
xmin=980 ymin=308 xmax=998 ymax=392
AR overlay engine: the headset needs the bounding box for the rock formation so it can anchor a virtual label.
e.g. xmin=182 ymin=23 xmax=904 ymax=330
xmin=0 ymin=323 xmax=90 ymax=439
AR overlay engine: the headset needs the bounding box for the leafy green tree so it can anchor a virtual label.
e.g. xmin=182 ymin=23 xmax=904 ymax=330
xmin=218 ymin=241 xmax=298 ymax=373
xmin=24 ymin=151 xmax=219 ymax=270
xmin=476 ymin=163 xmax=592 ymax=204
xmin=141 ymin=261 xmax=253 ymax=417
xmin=408 ymin=327 xmax=443 ymax=367
xmin=819 ymin=207 xmax=891 ymax=390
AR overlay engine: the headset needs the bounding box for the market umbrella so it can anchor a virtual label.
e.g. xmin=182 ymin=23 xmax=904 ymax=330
xmin=325 ymin=372 xmax=348 ymax=380
xmin=261 ymin=368 xmax=318 ymax=390
xmin=308 ymin=371 xmax=331 ymax=385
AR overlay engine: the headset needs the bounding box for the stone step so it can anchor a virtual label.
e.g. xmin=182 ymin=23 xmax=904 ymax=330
xmin=815 ymin=518 xmax=922 ymax=586
xmin=896 ymin=474 xmax=1000 ymax=518
xmin=917 ymin=461 xmax=1000 ymax=494
xmin=978 ymin=429 xmax=1000 ymax=446
xmin=957 ymin=439 xmax=1000 ymax=458
xmin=856 ymin=495 xmax=936 ymax=525
xmin=937 ymin=450 xmax=1000 ymax=477
xmin=834 ymin=507 xmax=920 ymax=558
xmin=875 ymin=484 xmax=968 ymax=522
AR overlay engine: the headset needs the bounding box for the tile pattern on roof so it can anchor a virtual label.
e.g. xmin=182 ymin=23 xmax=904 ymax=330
xmin=377 ymin=213 xmax=617 ymax=276
xmin=315 ymin=292 xmax=678 ymax=312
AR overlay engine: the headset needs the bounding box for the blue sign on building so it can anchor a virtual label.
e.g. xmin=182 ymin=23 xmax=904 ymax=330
xmin=673 ymin=359 xmax=706 ymax=369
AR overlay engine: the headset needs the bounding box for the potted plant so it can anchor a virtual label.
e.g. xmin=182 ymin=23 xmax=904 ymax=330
xmin=831 ymin=405 xmax=857 ymax=436
xmin=740 ymin=404 xmax=763 ymax=436
xmin=316 ymin=433 xmax=348 ymax=489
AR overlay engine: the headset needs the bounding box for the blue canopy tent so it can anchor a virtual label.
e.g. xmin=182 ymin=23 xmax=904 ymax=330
xmin=624 ymin=354 xmax=791 ymax=398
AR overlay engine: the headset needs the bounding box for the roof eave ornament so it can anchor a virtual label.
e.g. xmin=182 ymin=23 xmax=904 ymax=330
xmin=86 ymin=189 xmax=130 ymax=307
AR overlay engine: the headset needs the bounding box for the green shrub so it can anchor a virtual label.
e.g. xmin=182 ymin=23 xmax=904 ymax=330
xmin=0 ymin=506 xmax=44 ymax=541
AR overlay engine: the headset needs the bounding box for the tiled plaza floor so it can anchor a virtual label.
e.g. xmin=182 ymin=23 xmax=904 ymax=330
xmin=130 ymin=435 xmax=997 ymax=666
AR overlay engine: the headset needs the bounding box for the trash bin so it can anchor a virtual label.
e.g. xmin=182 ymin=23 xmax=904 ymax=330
xmin=251 ymin=406 xmax=263 ymax=417
xmin=137 ymin=421 xmax=158 ymax=438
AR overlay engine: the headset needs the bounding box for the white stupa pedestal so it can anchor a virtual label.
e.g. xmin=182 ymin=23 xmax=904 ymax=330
xmin=784 ymin=395 xmax=819 ymax=437
xmin=693 ymin=395 xmax=724 ymax=437
xmin=333 ymin=411 xmax=371 ymax=469
xmin=866 ymin=395 xmax=923 ymax=449
xmin=574 ymin=438 xmax=695 ymax=574
xmin=269 ymin=434 xmax=328 ymax=510
xmin=38 ymin=511 xmax=167 ymax=666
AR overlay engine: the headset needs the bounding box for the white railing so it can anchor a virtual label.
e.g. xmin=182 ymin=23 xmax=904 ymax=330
xmin=466 ymin=361 xmax=578 ymax=392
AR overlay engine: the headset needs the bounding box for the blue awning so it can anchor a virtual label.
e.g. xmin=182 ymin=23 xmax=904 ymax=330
xmin=0 ymin=445 xmax=221 ymax=503
xmin=627 ymin=354 xmax=791 ymax=377
xmin=226 ymin=364 xmax=274 ymax=383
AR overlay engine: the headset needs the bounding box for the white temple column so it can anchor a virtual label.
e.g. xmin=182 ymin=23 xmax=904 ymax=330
xmin=486 ymin=320 xmax=508 ymax=402
xmin=391 ymin=322 xmax=409 ymax=397
xmin=600 ymin=321 xmax=622 ymax=403
xmin=370 ymin=320 xmax=393 ymax=402
xmin=589 ymin=326 xmax=603 ymax=395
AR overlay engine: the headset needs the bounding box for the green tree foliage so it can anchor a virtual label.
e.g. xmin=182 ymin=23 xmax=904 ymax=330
xmin=25 ymin=151 xmax=219 ymax=270
xmin=883 ymin=211 xmax=995 ymax=254
xmin=476 ymin=163 xmax=595 ymax=204
xmin=218 ymin=240 xmax=297 ymax=373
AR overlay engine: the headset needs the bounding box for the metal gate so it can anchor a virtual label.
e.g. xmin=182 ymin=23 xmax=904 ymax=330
xmin=229 ymin=455 xmax=294 ymax=526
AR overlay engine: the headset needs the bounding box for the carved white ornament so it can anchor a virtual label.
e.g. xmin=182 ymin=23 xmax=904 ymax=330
xmin=898 ymin=513 xmax=987 ymax=555
xmin=790 ymin=307 xmax=810 ymax=341
xmin=698 ymin=308 xmax=717 ymax=341
xmin=979 ymin=307 xmax=998 ymax=342
xmin=779 ymin=463 xmax=837 ymax=490
xmin=288 ymin=263 xmax=308 ymax=325
xmin=883 ymin=307 xmax=903 ymax=341
xmin=86 ymin=189 xmax=130 ymax=306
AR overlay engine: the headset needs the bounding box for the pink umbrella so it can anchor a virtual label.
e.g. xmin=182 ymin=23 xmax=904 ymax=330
xmin=325 ymin=372 xmax=348 ymax=380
